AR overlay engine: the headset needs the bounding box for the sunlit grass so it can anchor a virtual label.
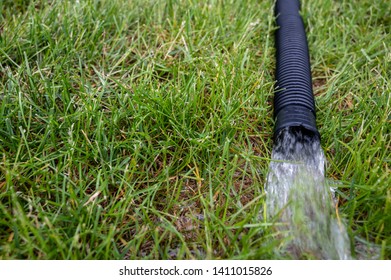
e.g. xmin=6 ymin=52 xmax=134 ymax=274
xmin=0 ymin=0 xmax=389 ymax=259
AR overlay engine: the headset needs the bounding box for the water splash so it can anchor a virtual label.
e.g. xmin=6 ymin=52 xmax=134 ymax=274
xmin=266 ymin=127 xmax=351 ymax=259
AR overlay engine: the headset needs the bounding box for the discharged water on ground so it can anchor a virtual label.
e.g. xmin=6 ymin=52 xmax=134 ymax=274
xmin=266 ymin=127 xmax=351 ymax=259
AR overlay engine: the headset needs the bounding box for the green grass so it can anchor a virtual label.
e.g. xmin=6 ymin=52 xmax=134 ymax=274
xmin=0 ymin=0 xmax=389 ymax=259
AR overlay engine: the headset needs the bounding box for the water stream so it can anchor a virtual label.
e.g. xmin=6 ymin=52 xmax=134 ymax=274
xmin=266 ymin=127 xmax=351 ymax=259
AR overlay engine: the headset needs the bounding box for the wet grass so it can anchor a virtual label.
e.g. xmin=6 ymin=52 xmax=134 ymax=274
xmin=0 ymin=0 xmax=390 ymax=259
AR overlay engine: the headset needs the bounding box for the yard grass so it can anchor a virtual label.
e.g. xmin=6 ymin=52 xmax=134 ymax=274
xmin=0 ymin=0 xmax=390 ymax=259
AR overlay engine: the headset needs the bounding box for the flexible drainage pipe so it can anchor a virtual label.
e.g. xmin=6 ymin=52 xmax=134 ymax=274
xmin=273 ymin=0 xmax=320 ymax=139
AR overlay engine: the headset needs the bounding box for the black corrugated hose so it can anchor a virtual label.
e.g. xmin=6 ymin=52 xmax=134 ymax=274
xmin=273 ymin=0 xmax=320 ymax=140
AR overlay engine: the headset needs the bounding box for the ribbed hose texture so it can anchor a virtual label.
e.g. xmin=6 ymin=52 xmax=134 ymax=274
xmin=273 ymin=0 xmax=319 ymax=139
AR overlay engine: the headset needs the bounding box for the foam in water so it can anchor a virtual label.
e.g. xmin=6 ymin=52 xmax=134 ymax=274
xmin=266 ymin=127 xmax=351 ymax=259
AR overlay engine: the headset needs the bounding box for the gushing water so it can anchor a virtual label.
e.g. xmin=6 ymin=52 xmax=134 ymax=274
xmin=266 ymin=127 xmax=351 ymax=259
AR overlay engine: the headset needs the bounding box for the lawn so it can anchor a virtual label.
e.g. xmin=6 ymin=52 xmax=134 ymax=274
xmin=0 ymin=0 xmax=390 ymax=259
